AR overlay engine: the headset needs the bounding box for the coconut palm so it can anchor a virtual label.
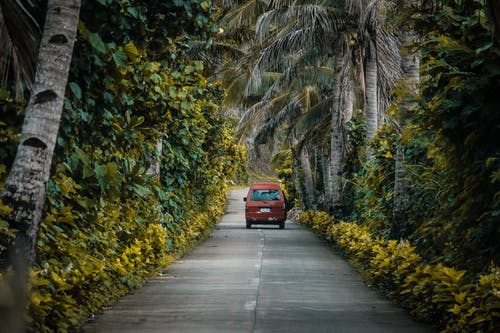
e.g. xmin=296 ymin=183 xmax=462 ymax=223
xmin=0 ymin=0 xmax=44 ymax=100
xmin=391 ymin=0 xmax=420 ymax=238
xmin=215 ymin=0 xmax=403 ymax=213
xmin=235 ymin=2 xmax=356 ymax=212
xmin=1 ymin=0 xmax=80 ymax=298
xmin=1 ymin=0 xmax=80 ymax=266
xmin=0 ymin=1 xmax=81 ymax=331
xmin=361 ymin=0 xmax=402 ymax=158
xmin=241 ymin=65 xmax=333 ymax=209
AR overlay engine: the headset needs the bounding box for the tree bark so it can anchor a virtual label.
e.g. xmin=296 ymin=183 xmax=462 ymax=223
xmin=147 ymin=138 xmax=163 ymax=178
xmin=365 ymin=40 xmax=378 ymax=159
xmin=0 ymin=2 xmax=80 ymax=331
xmin=330 ymin=47 xmax=346 ymax=216
xmin=391 ymin=16 xmax=420 ymax=239
xmin=1 ymin=0 xmax=80 ymax=266
xmin=299 ymin=145 xmax=315 ymax=210
xmin=392 ymin=144 xmax=406 ymax=238
xmin=292 ymin=147 xmax=306 ymax=208
xmin=291 ymin=136 xmax=315 ymax=210
xmin=322 ymin=147 xmax=332 ymax=212
xmin=486 ymin=0 xmax=500 ymax=44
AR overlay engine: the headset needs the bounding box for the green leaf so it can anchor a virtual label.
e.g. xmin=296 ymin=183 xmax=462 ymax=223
xmin=185 ymin=65 xmax=196 ymax=74
xmin=88 ymin=32 xmax=108 ymax=54
xmin=94 ymin=164 xmax=107 ymax=179
xmin=475 ymin=42 xmax=492 ymax=54
xmin=145 ymin=62 xmax=161 ymax=72
xmin=0 ymin=88 xmax=12 ymax=101
xmin=0 ymin=219 xmax=9 ymax=229
xmin=112 ymin=50 xmax=128 ymax=67
xmin=127 ymin=6 xmax=139 ymax=18
xmin=200 ymin=1 xmax=210 ymax=10
xmin=69 ymin=82 xmax=82 ymax=100
xmin=105 ymin=163 xmax=120 ymax=181
xmin=96 ymin=0 xmax=112 ymax=5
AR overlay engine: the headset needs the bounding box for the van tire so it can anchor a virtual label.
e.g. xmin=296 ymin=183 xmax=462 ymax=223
xmin=279 ymin=221 xmax=285 ymax=229
xmin=246 ymin=222 xmax=251 ymax=229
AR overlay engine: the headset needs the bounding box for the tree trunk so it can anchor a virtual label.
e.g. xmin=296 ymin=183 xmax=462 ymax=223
xmin=330 ymin=47 xmax=346 ymax=216
xmin=1 ymin=0 xmax=80 ymax=265
xmin=391 ymin=17 xmax=420 ymax=239
xmin=0 ymin=1 xmax=80 ymax=330
xmin=322 ymin=148 xmax=332 ymax=212
xmin=392 ymin=144 xmax=406 ymax=238
xmin=291 ymin=136 xmax=315 ymax=210
xmin=147 ymin=138 xmax=163 ymax=178
xmin=486 ymin=0 xmax=500 ymax=44
xmin=292 ymin=148 xmax=306 ymax=208
xmin=343 ymin=80 xmax=354 ymax=123
xmin=365 ymin=41 xmax=378 ymax=159
xmin=299 ymin=145 xmax=315 ymax=210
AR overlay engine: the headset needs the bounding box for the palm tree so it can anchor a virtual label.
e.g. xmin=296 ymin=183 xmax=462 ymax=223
xmin=217 ymin=0 xmax=402 ymax=213
xmin=361 ymin=0 xmax=402 ymax=159
xmin=329 ymin=44 xmax=350 ymax=215
xmin=0 ymin=0 xmax=43 ymax=100
xmin=391 ymin=0 xmax=420 ymax=239
xmin=0 ymin=1 xmax=81 ymax=331
xmin=243 ymin=70 xmax=331 ymax=209
xmin=233 ymin=2 xmax=355 ymax=211
xmin=486 ymin=0 xmax=500 ymax=44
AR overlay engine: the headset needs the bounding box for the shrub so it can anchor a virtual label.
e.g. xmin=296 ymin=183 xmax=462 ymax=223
xmin=297 ymin=210 xmax=500 ymax=332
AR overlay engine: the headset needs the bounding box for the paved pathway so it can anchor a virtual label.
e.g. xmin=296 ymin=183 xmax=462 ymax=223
xmin=81 ymin=189 xmax=435 ymax=333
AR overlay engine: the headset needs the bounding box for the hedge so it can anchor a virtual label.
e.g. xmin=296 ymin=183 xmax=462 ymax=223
xmin=297 ymin=210 xmax=500 ymax=333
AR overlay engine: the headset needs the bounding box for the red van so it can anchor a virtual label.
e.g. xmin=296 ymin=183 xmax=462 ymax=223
xmin=243 ymin=182 xmax=286 ymax=229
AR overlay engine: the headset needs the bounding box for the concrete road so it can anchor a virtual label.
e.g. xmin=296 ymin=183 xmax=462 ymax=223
xmin=81 ymin=188 xmax=435 ymax=333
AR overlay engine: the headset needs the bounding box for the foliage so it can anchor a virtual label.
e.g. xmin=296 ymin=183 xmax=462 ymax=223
xmin=0 ymin=82 xmax=25 ymax=266
xmin=411 ymin=0 xmax=500 ymax=270
xmin=297 ymin=210 xmax=500 ymax=333
xmin=276 ymin=150 xmax=298 ymax=206
xmin=1 ymin=0 xmax=246 ymax=331
xmin=350 ymin=123 xmax=398 ymax=237
xmin=342 ymin=0 xmax=500 ymax=273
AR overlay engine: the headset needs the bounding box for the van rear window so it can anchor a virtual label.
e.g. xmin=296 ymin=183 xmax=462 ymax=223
xmin=250 ymin=189 xmax=281 ymax=201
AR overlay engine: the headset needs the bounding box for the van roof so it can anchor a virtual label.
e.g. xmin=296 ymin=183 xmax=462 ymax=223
xmin=249 ymin=182 xmax=281 ymax=189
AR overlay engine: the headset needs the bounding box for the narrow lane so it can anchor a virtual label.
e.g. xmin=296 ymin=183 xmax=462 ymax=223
xmin=82 ymin=188 xmax=435 ymax=333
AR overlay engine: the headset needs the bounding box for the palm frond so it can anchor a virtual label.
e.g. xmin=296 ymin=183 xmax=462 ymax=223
xmin=248 ymin=3 xmax=352 ymax=95
xmin=291 ymin=95 xmax=332 ymax=140
xmin=247 ymin=27 xmax=318 ymax=94
xmin=221 ymin=0 xmax=267 ymax=34
xmin=0 ymin=0 xmax=44 ymax=99
xmin=237 ymin=89 xmax=289 ymax=127
xmin=187 ymin=40 xmax=246 ymax=74
xmin=254 ymin=94 xmax=302 ymax=144
xmin=361 ymin=0 xmax=402 ymax=117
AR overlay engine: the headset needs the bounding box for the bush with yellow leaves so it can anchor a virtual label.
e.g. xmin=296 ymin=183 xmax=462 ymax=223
xmin=297 ymin=210 xmax=500 ymax=332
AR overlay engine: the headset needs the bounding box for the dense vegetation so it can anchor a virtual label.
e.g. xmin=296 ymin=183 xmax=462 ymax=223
xmin=297 ymin=211 xmax=499 ymax=332
xmin=0 ymin=0 xmax=498 ymax=332
xmin=349 ymin=0 xmax=500 ymax=272
xmin=214 ymin=0 xmax=499 ymax=331
xmin=1 ymin=0 xmax=245 ymax=331
xmin=218 ymin=0 xmax=498 ymax=271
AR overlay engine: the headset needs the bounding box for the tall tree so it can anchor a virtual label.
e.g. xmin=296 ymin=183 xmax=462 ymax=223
xmin=0 ymin=1 xmax=80 ymax=331
xmin=329 ymin=44 xmax=349 ymax=215
xmin=361 ymin=0 xmax=401 ymax=159
xmin=232 ymin=2 xmax=355 ymax=211
xmin=391 ymin=0 xmax=420 ymax=239
xmin=0 ymin=0 xmax=44 ymax=100
xmin=1 ymin=0 xmax=80 ymax=266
